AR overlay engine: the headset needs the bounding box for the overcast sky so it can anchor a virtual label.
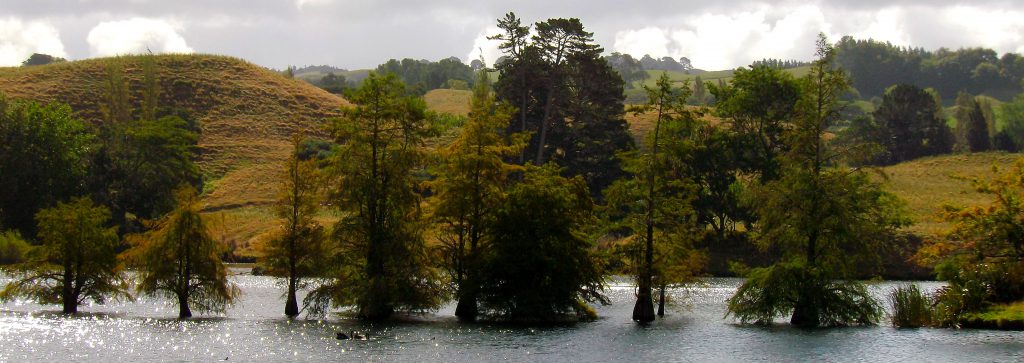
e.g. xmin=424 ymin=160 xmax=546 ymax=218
xmin=2 ymin=0 xmax=1023 ymax=70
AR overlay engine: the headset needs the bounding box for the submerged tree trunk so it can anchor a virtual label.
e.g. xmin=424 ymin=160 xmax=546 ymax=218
xmin=657 ymin=284 xmax=666 ymax=317
xmin=285 ymin=277 xmax=299 ymax=317
xmin=454 ymin=289 xmax=478 ymax=322
xmin=62 ymin=267 xmax=77 ymax=314
xmin=178 ymin=293 xmax=192 ymax=319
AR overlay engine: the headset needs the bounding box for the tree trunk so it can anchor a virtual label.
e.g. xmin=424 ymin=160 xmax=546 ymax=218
xmin=62 ymin=265 xmax=77 ymax=314
xmin=285 ymin=277 xmax=299 ymax=318
xmin=454 ymin=289 xmax=478 ymax=322
xmin=657 ymin=284 xmax=666 ymax=317
xmin=178 ymin=293 xmax=192 ymax=319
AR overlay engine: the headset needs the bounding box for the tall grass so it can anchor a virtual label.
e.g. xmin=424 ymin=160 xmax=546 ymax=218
xmin=887 ymin=284 xmax=932 ymax=328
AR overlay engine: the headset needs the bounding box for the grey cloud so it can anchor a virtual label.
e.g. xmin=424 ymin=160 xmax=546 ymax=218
xmin=3 ymin=0 xmax=1023 ymax=69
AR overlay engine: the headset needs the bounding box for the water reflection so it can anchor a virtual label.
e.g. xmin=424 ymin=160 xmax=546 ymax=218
xmin=1 ymin=269 xmax=1022 ymax=362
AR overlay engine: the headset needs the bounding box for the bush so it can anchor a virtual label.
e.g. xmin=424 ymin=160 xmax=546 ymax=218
xmin=888 ymin=284 xmax=932 ymax=328
xmin=0 ymin=230 xmax=30 ymax=264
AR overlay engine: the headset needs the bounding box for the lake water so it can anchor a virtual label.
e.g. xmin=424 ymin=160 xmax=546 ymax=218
xmin=2 ymin=268 xmax=1022 ymax=362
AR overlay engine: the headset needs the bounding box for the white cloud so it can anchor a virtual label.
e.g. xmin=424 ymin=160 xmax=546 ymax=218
xmin=0 ymin=17 xmax=66 ymax=66
xmin=850 ymin=7 xmax=911 ymax=46
xmin=941 ymin=6 xmax=1024 ymax=54
xmin=614 ymin=27 xmax=671 ymax=58
xmin=466 ymin=26 xmax=501 ymax=66
xmin=295 ymin=0 xmax=333 ymax=10
xmin=87 ymin=18 xmax=194 ymax=57
xmin=614 ymin=5 xmax=831 ymax=70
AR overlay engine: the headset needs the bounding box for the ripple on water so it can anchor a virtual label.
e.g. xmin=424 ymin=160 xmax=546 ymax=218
xmin=1 ymin=270 xmax=1022 ymax=362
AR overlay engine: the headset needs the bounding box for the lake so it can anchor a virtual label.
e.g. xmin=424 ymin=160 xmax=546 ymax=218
xmin=2 ymin=269 xmax=1022 ymax=362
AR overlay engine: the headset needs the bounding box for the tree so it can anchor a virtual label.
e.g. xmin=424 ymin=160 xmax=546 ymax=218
xmin=0 ymin=96 xmax=92 ymax=236
xmin=691 ymin=75 xmax=706 ymax=105
xmin=492 ymin=14 xmax=634 ymax=195
xmin=128 ymin=186 xmax=238 ymax=318
xmin=710 ymin=65 xmax=801 ymax=182
xmin=963 ymin=97 xmax=991 ymax=152
xmin=870 ymin=84 xmax=953 ymax=164
xmin=21 ymin=53 xmax=66 ymax=66
xmin=725 ymin=35 xmax=907 ymax=327
xmin=477 ymin=165 xmax=607 ymax=322
xmin=605 ymin=73 xmax=705 ymax=322
xmin=89 ymin=59 xmax=202 ymax=231
xmin=309 ymin=73 xmax=441 ymax=320
xmin=0 ymin=198 xmax=129 ymax=314
xmin=431 ymin=71 xmax=525 ymax=321
xmin=1001 ymin=93 xmax=1024 ymax=148
xmin=259 ymin=135 xmax=328 ymax=318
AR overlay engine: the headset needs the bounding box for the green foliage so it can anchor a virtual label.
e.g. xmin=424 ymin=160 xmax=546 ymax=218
xmin=726 ymin=35 xmax=906 ymax=327
xmin=954 ymin=92 xmax=991 ymax=152
xmin=1001 ymin=93 xmax=1024 ymax=148
xmin=605 ymin=52 xmax=649 ymax=88
xmin=259 ymin=135 xmax=328 ymax=317
xmin=128 ymin=186 xmax=238 ymax=318
xmin=0 ymin=96 xmax=92 ymax=236
xmin=709 ymin=64 xmax=800 ymax=182
xmin=0 ymin=198 xmax=129 ymax=314
xmin=492 ymin=13 xmax=634 ymax=196
xmin=375 ymin=57 xmax=474 ymax=95
xmin=88 ymin=59 xmax=202 ymax=231
xmin=312 ymin=72 xmax=441 ymax=320
xmin=924 ymin=159 xmax=1024 ymax=325
xmin=726 ymin=262 xmax=881 ymax=326
xmin=888 ymin=284 xmax=932 ymax=328
xmin=606 ymin=73 xmax=705 ymax=322
xmin=478 ymin=165 xmax=607 ymax=322
xmin=835 ymin=37 xmax=1023 ymax=99
xmin=430 ymin=70 xmax=525 ymax=321
xmin=0 ymin=230 xmax=30 ymax=264
xmin=21 ymin=53 xmax=66 ymax=66
xmin=868 ymin=84 xmax=953 ymax=164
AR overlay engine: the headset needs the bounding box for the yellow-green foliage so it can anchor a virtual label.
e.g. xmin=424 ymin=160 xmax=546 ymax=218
xmin=880 ymin=152 xmax=1022 ymax=236
xmin=0 ymin=230 xmax=29 ymax=264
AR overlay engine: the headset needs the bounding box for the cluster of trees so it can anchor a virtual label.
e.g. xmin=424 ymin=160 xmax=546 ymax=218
xmin=4 ymin=16 xmax=1023 ymax=329
xmin=375 ymin=57 xmax=475 ymax=95
xmin=835 ymin=37 xmax=1024 ymax=99
xmin=0 ymin=55 xmax=226 ymax=317
xmin=750 ymin=58 xmax=810 ymax=70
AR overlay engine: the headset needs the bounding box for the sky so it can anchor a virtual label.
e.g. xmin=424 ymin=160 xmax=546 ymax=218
xmin=2 ymin=0 xmax=1023 ymax=70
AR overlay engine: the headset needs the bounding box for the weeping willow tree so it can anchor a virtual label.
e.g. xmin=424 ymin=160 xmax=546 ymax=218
xmin=725 ymin=35 xmax=907 ymax=327
xmin=128 ymin=186 xmax=238 ymax=318
xmin=0 ymin=198 xmax=130 ymax=314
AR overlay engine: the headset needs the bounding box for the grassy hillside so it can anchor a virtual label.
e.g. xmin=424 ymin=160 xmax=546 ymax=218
xmin=0 ymin=54 xmax=351 ymax=256
xmin=880 ymin=152 xmax=1021 ymax=236
xmin=424 ymin=89 xmax=472 ymax=117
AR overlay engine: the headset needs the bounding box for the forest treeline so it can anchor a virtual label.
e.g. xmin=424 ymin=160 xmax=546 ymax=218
xmin=1 ymin=13 xmax=1023 ymax=328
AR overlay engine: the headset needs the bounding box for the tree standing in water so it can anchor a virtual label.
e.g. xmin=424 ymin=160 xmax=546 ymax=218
xmin=259 ymin=134 xmax=328 ymax=318
xmin=0 ymin=197 xmax=129 ymax=314
xmin=725 ymin=35 xmax=906 ymax=327
xmin=309 ymin=73 xmax=441 ymax=320
xmin=605 ymin=73 xmax=704 ymax=323
xmin=129 ymin=186 xmax=238 ymax=318
xmin=431 ymin=70 xmax=525 ymax=321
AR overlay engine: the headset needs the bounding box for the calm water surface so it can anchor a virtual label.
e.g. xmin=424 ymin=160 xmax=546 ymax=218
xmin=2 ymin=268 xmax=1022 ymax=362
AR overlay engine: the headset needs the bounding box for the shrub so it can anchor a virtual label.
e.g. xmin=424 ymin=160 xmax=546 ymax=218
xmin=888 ymin=284 xmax=932 ymax=328
xmin=0 ymin=231 xmax=30 ymax=264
